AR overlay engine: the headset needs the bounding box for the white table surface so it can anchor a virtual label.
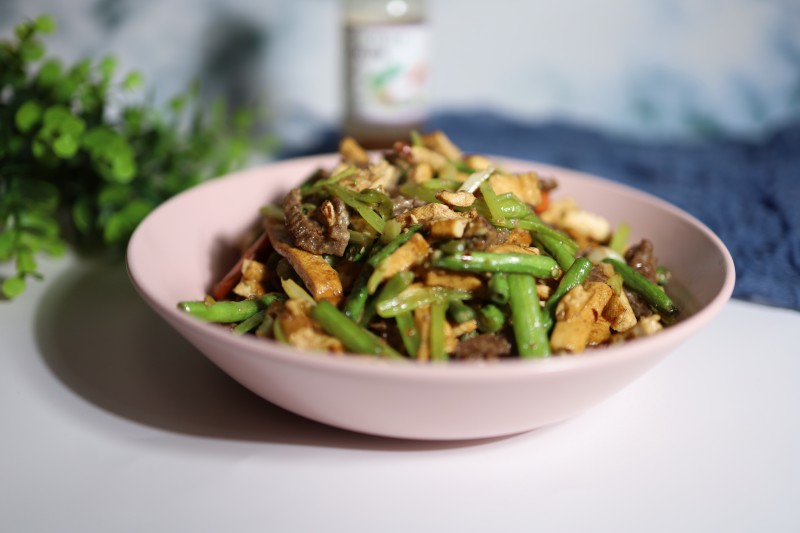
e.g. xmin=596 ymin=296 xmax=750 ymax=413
xmin=2 ymin=254 xmax=798 ymax=533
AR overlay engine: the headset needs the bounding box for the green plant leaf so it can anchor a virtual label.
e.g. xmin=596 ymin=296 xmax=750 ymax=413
xmin=2 ymin=275 xmax=26 ymax=299
xmin=36 ymin=58 xmax=62 ymax=87
xmin=53 ymin=134 xmax=79 ymax=158
xmin=16 ymin=247 xmax=37 ymax=274
xmin=34 ymin=14 xmax=57 ymax=34
xmin=72 ymin=198 xmax=93 ymax=234
xmin=20 ymin=39 xmax=45 ymax=61
xmin=0 ymin=230 xmax=16 ymax=260
xmin=15 ymin=101 xmax=42 ymax=132
xmin=103 ymin=199 xmax=152 ymax=244
xmin=122 ymin=71 xmax=143 ymax=90
xmin=97 ymin=184 xmax=131 ymax=207
xmin=99 ymin=55 xmax=117 ymax=83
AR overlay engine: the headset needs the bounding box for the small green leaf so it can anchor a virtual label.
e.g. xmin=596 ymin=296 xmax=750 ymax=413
xmin=2 ymin=275 xmax=26 ymax=299
xmin=37 ymin=59 xmax=62 ymax=87
xmin=34 ymin=14 xmax=57 ymax=34
xmin=53 ymin=134 xmax=79 ymax=158
xmin=103 ymin=200 xmax=152 ymax=243
xmin=20 ymin=211 xmax=60 ymax=237
xmin=17 ymin=247 xmax=37 ymax=274
xmin=15 ymin=101 xmax=42 ymax=132
xmin=72 ymin=198 xmax=93 ymax=234
xmin=99 ymin=55 xmax=117 ymax=83
xmin=122 ymin=71 xmax=143 ymax=90
xmin=98 ymin=184 xmax=131 ymax=207
xmin=0 ymin=230 xmax=16 ymax=260
xmin=43 ymin=105 xmax=71 ymax=127
xmin=20 ymin=39 xmax=45 ymax=61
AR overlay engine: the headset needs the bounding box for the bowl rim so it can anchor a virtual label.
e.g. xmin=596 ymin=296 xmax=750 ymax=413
xmin=127 ymin=153 xmax=736 ymax=382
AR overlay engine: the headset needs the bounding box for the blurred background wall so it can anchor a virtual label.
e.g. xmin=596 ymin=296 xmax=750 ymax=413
xmin=2 ymin=0 xmax=799 ymax=150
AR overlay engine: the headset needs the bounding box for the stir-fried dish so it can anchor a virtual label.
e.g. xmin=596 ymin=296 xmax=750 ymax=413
xmin=179 ymin=132 xmax=679 ymax=361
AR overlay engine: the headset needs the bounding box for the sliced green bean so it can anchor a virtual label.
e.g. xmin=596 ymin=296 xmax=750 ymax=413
xmin=448 ymin=300 xmax=476 ymax=323
xmin=311 ymin=300 xmax=403 ymax=359
xmin=395 ymin=312 xmax=420 ymax=357
xmin=543 ymin=257 xmax=593 ymax=329
xmin=233 ymin=310 xmax=266 ymax=335
xmin=507 ymin=273 xmax=550 ymax=358
xmin=477 ymin=304 xmax=506 ymax=333
xmin=432 ymin=251 xmax=561 ymax=279
xmin=495 ymin=218 xmax=578 ymax=253
xmin=368 ymin=224 xmax=422 ymax=267
xmin=361 ymin=270 xmax=415 ymax=326
xmin=534 ymin=231 xmax=576 ymax=271
xmin=488 ymin=272 xmax=510 ymax=304
xmin=343 ymin=262 xmax=373 ymax=322
xmin=421 ymin=178 xmax=461 ymax=191
xmin=602 ymin=258 xmax=679 ymax=315
xmin=429 ymin=301 xmax=448 ymax=361
xmin=376 ymin=286 xmax=472 ymax=318
xmin=178 ymin=293 xmax=285 ymax=323
xmin=479 ymin=181 xmax=506 ymax=223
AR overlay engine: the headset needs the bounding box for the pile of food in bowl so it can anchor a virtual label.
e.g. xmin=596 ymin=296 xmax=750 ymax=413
xmin=178 ymin=131 xmax=679 ymax=361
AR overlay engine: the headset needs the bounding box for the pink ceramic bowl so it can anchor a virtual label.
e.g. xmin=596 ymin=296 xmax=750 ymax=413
xmin=127 ymin=154 xmax=735 ymax=440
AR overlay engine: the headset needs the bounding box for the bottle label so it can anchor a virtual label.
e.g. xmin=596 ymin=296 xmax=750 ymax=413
xmin=345 ymin=23 xmax=429 ymax=125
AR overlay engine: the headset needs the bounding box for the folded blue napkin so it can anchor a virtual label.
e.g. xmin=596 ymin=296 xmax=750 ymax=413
xmin=284 ymin=111 xmax=800 ymax=310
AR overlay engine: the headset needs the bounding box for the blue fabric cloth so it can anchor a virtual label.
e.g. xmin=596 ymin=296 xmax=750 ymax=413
xmin=282 ymin=112 xmax=800 ymax=310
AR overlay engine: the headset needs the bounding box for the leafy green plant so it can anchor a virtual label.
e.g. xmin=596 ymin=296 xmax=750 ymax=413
xmin=0 ymin=15 xmax=275 ymax=298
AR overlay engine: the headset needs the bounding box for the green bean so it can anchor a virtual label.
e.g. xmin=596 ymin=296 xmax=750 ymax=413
xmin=429 ymin=301 xmax=448 ymax=361
xmin=432 ymin=251 xmax=561 ymax=279
xmin=361 ymin=270 xmax=415 ymax=326
xmin=488 ymin=272 xmax=510 ymax=304
xmin=368 ymin=225 xmax=422 ymax=267
xmin=602 ymin=258 xmax=679 ymax=315
xmin=534 ymin=231 xmax=576 ymax=271
xmin=376 ymin=286 xmax=472 ymax=318
xmin=507 ymin=273 xmax=550 ymax=358
xmin=376 ymin=271 xmax=415 ymax=304
xmin=343 ymin=262 xmax=373 ymax=321
xmin=395 ymin=312 xmax=420 ymax=357
xmin=543 ymin=257 xmax=593 ymax=329
xmin=496 ymin=192 xmax=535 ymax=219
xmin=421 ymin=178 xmax=461 ymax=191
xmin=178 ymin=293 xmax=285 ymax=323
xmin=479 ymin=181 xmax=506 ymax=223
xmin=233 ymin=310 xmax=266 ymax=335
xmin=311 ymin=300 xmax=403 ymax=359
xmin=448 ymin=300 xmax=476 ymax=323
xmin=438 ymin=239 xmax=468 ymax=255
xmin=255 ymin=310 xmax=276 ymax=338
xmin=495 ymin=218 xmax=578 ymax=253
xmin=477 ymin=304 xmax=506 ymax=333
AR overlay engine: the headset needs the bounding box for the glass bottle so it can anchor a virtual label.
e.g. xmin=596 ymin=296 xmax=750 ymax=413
xmin=342 ymin=0 xmax=429 ymax=148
